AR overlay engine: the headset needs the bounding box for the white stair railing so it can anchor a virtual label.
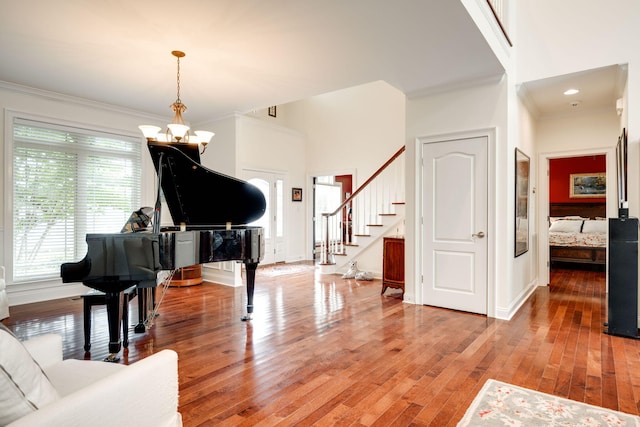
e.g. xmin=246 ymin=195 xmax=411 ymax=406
xmin=320 ymin=146 xmax=405 ymax=265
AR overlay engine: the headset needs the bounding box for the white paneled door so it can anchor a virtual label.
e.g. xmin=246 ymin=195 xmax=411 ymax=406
xmin=246 ymin=171 xmax=285 ymax=265
xmin=422 ymin=136 xmax=488 ymax=315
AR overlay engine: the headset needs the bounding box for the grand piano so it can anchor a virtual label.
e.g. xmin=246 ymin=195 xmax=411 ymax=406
xmin=61 ymin=141 xmax=266 ymax=361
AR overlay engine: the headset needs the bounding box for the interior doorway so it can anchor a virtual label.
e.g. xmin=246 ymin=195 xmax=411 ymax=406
xmin=312 ymin=174 xmax=353 ymax=261
xmin=245 ymin=170 xmax=286 ymax=265
xmin=548 ymin=155 xmax=607 ymax=273
xmin=538 ymin=148 xmax=616 ymax=286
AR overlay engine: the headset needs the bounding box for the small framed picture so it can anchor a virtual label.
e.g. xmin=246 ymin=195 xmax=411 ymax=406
xmin=268 ymin=106 xmax=277 ymax=117
xmin=292 ymin=187 xmax=302 ymax=202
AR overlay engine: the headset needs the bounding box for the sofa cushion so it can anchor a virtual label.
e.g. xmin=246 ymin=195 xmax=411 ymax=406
xmin=0 ymin=324 xmax=60 ymax=425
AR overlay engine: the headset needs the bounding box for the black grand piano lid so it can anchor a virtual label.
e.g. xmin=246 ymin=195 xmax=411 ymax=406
xmin=147 ymin=142 xmax=266 ymax=226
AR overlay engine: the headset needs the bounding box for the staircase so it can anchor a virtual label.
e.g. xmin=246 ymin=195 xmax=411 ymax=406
xmin=319 ymin=146 xmax=405 ymax=275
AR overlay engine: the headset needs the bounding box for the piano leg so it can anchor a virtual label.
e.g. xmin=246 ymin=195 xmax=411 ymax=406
xmin=135 ymin=288 xmax=146 ymax=333
xmin=241 ymin=262 xmax=258 ymax=321
xmin=105 ymin=291 xmax=124 ymax=362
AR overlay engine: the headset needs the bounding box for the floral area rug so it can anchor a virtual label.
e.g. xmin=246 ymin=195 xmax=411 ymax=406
xmin=458 ymin=379 xmax=640 ymax=426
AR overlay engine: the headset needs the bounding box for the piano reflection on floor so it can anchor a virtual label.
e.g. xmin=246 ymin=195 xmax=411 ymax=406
xmin=61 ymin=142 xmax=266 ymax=361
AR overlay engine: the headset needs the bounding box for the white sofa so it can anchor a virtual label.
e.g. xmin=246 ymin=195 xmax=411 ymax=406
xmin=4 ymin=333 xmax=181 ymax=426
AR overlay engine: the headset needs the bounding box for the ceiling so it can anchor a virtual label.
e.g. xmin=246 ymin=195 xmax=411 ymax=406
xmin=519 ymin=64 xmax=627 ymax=118
xmin=0 ymin=2 xmax=623 ymax=125
xmin=0 ymin=1 xmax=506 ymax=124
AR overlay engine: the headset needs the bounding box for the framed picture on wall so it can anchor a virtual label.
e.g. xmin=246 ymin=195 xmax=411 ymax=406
xmin=569 ymin=173 xmax=606 ymax=198
xmin=515 ymin=148 xmax=530 ymax=257
xmin=292 ymin=187 xmax=302 ymax=202
xmin=616 ymin=128 xmax=627 ymax=206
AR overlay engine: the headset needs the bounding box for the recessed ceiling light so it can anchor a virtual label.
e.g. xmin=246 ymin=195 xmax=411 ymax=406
xmin=564 ymin=89 xmax=580 ymax=95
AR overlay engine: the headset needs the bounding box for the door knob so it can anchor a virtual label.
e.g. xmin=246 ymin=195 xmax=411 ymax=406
xmin=472 ymin=231 xmax=485 ymax=238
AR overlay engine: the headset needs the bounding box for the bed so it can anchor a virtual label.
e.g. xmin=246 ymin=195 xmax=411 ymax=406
xmin=549 ymin=203 xmax=607 ymax=267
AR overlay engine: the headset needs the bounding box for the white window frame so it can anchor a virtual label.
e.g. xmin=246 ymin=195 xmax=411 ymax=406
xmin=4 ymin=111 xmax=144 ymax=287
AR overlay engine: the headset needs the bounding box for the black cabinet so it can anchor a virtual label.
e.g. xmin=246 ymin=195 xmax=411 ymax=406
xmin=605 ymin=218 xmax=639 ymax=338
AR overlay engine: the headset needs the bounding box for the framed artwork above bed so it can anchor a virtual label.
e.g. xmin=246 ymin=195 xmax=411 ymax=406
xmin=569 ymin=173 xmax=606 ymax=198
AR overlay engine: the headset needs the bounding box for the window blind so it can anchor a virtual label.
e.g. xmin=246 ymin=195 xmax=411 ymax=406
xmin=12 ymin=118 xmax=142 ymax=283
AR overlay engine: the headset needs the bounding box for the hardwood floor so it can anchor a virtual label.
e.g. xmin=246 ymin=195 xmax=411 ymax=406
xmin=4 ymin=264 xmax=640 ymax=426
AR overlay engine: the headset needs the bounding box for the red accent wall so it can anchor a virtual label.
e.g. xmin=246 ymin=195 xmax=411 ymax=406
xmin=335 ymin=175 xmax=352 ymax=202
xmin=549 ymin=155 xmax=606 ymax=203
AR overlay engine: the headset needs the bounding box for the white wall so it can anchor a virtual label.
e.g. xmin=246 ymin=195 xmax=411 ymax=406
xmin=237 ymin=115 xmax=307 ymax=263
xmin=517 ymin=0 xmax=640 ymax=218
xmin=282 ymin=81 xmax=407 ymax=273
xmin=536 ymin=109 xmax=621 ymax=154
xmin=199 ymin=115 xmax=238 ymax=177
xmin=517 ymin=92 xmax=538 ymax=293
xmin=517 ymin=1 xmax=639 ymax=85
xmin=285 ymin=80 xmax=406 ymax=183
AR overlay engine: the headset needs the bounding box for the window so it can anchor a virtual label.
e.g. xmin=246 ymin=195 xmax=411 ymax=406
xmin=11 ymin=117 xmax=142 ymax=283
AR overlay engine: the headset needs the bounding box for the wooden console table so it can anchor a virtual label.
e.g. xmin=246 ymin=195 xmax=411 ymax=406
xmin=382 ymin=237 xmax=404 ymax=296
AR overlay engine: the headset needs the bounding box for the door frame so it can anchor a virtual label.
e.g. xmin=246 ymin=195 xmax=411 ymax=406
xmin=537 ymin=147 xmax=616 ymax=287
xmin=242 ymin=167 xmax=287 ymax=265
xmin=307 ymin=169 xmax=356 ymax=261
xmin=414 ymin=128 xmax=496 ymax=317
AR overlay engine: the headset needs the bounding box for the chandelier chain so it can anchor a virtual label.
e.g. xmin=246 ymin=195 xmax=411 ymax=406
xmin=176 ymin=56 xmax=181 ymax=103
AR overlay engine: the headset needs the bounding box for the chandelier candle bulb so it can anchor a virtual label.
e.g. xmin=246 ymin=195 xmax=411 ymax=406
xmin=139 ymin=125 xmax=162 ymax=141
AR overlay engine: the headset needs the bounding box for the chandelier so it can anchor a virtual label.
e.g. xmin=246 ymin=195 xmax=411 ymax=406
xmin=139 ymin=50 xmax=214 ymax=154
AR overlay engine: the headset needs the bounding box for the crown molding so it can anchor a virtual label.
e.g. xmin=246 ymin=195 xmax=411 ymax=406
xmin=0 ymin=79 xmax=163 ymax=122
xmin=406 ymin=73 xmax=505 ymax=100
xmin=516 ymin=83 xmax=540 ymax=119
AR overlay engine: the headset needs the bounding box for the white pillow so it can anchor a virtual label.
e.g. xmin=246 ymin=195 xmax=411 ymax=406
xmin=0 ymin=324 xmax=60 ymax=425
xmin=549 ymin=216 xmax=587 ymax=223
xmin=549 ymin=219 xmax=583 ymax=233
xmin=582 ymin=220 xmax=607 ymax=233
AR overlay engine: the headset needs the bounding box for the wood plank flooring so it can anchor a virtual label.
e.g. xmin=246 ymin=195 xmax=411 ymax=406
xmin=4 ymin=264 xmax=640 ymax=426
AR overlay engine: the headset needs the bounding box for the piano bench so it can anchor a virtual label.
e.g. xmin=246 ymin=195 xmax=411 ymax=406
xmin=81 ymin=287 xmax=137 ymax=352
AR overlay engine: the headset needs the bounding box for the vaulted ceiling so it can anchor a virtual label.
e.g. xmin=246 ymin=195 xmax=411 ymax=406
xmin=0 ymin=1 xmax=505 ymax=123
